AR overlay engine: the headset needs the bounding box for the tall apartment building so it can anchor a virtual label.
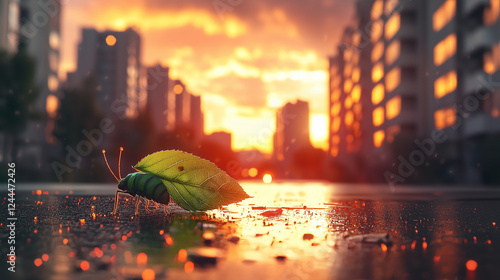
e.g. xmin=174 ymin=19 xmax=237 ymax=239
xmin=172 ymin=79 xmax=204 ymax=140
xmin=71 ymin=27 xmax=144 ymax=119
xmin=274 ymin=100 xmax=311 ymax=162
xmin=328 ymin=0 xmax=500 ymax=182
xmin=146 ymin=64 xmax=169 ymax=134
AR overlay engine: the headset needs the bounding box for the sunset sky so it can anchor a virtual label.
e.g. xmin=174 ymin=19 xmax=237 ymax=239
xmin=60 ymin=0 xmax=354 ymax=153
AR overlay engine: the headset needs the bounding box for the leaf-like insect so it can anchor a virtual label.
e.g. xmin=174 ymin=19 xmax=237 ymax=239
xmin=134 ymin=150 xmax=251 ymax=211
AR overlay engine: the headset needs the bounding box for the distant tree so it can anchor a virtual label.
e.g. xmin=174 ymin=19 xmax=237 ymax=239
xmin=0 ymin=49 xmax=40 ymax=161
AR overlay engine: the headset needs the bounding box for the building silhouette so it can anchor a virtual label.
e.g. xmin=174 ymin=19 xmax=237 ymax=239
xmin=171 ymin=79 xmax=204 ymax=141
xmin=146 ymin=64 xmax=169 ymax=134
xmin=328 ymin=0 xmax=500 ymax=183
xmin=274 ymin=100 xmax=311 ymax=163
xmin=69 ymin=27 xmax=145 ymax=119
xmin=0 ymin=0 xmax=20 ymax=53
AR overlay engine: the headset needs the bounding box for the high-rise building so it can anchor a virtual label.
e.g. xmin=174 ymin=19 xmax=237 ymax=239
xmin=328 ymin=0 xmax=500 ymax=182
xmin=0 ymin=0 xmax=20 ymax=53
xmin=71 ymin=27 xmax=144 ymax=119
xmin=146 ymin=64 xmax=169 ymax=134
xmin=205 ymin=131 xmax=232 ymax=151
xmin=274 ymin=100 xmax=311 ymax=162
xmin=171 ymin=79 xmax=204 ymax=140
xmin=10 ymin=0 xmax=61 ymax=175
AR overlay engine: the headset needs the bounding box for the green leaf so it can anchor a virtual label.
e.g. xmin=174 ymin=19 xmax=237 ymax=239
xmin=134 ymin=150 xmax=251 ymax=211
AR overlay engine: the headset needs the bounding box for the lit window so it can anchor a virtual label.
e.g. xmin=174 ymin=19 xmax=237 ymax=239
xmin=344 ymin=96 xmax=353 ymax=109
xmin=434 ymin=34 xmax=456 ymax=66
xmin=385 ymin=0 xmax=399 ymax=15
xmin=484 ymin=42 xmax=500 ymax=74
xmin=345 ymin=111 xmax=354 ymax=126
xmin=331 ymin=102 xmax=341 ymax=116
xmin=331 ymin=89 xmax=341 ymax=102
xmin=434 ymin=106 xmax=456 ymax=129
xmin=49 ymin=52 xmax=59 ymax=72
xmin=331 ymin=117 xmax=340 ymax=132
xmin=49 ymin=31 xmax=60 ymax=49
xmin=48 ymin=75 xmax=59 ymax=92
xmin=373 ymin=130 xmax=385 ymax=147
xmin=351 ymin=85 xmax=361 ymax=103
xmin=434 ymin=71 xmax=457 ymax=99
xmin=372 ymin=41 xmax=384 ymax=62
xmin=352 ymin=52 xmax=360 ymax=64
xmin=386 ymin=96 xmax=401 ymax=120
xmin=372 ymin=83 xmax=385 ymax=105
xmin=371 ymin=20 xmax=384 ymax=42
xmin=385 ymin=40 xmax=400 ymax=65
xmin=385 ymin=13 xmax=400 ymax=40
xmin=386 ymin=125 xmax=400 ymax=143
xmin=372 ymin=62 xmax=384 ymax=82
xmin=8 ymin=2 xmax=19 ymax=32
xmin=344 ymin=49 xmax=352 ymax=61
xmin=46 ymin=95 xmax=58 ymax=118
xmin=485 ymin=0 xmax=500 ymax=26
xmin=344 ymin=79 xmax=353 ymax=93
xmin=385 ymin=67 xmax=401 ymax=93
xmin=353 ymin=103 xmax=362 ymax=116
xmin=352 ymin=67 xmax=360 ymax=83
xmin=331 ymin=76 xmax=341 ymax=88
xmin=371 ymin=0 xmax=384 ymax=20
xmin=344 ymin=63 xmax=352 ymax=78
xmin=373 ymin=106 xmax=385 ymax=126
xmin=433 ymin=0 xmax=456 ymax=31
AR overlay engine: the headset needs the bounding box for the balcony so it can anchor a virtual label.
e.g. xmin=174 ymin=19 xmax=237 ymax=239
xmin=463 ymin=0 xmax=490 ymax=17
xmin=463 ymin=71 xmax=496 ymax=96
xmin=464 ymin=27 xmax=494 ymax=55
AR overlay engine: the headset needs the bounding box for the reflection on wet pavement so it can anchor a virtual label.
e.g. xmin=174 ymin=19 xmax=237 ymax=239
xmin=1 ymin=182 xmax=499 ymax=279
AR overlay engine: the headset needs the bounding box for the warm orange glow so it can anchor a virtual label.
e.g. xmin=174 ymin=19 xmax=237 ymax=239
xmin=80 ymin=260 xmax=90 ymax=271
xmin=381 ymin=243 xmax=388 ymax=252
xmin=484 ymin=0 xmax=500 ymax=26
xmin=371 ymin=41 xmax=384 ymax=62
xmin=80 ymin=219 xmax=85 ymax=225
xmin=137 ymin=252 xmax=148 ymax=265
xmin=344 ymin=111 xmax=354 ymax=126
xmin=373 ymin=130 xmax=385 ymax=148
xmin=344 ymin=96 xmax=353 ymax=109
xmin=331 ymin=102 xmax=341 ymax=116
xmin=372 ymin=62 xmax=384 ymax=82
xmin=142 ymin=268 xmax=155 ymax=280
xmin=343 ymin=63 xmax=352 ymax=78
xmin=351 ymin=85 xmax=361 ymax=103
xmin=344 ymin=79 xmax=353 ymax=93
xmin=173 ymin=84 xmax=184 ymax=94
xmin=466 ymin=260 xmax=478 ymax=271
xmin=385 ymin=0 xmax=398 ymax=15
xmin=434 ymin=71 xmax=457 ymax=99
xmin=371 ymin=20 xmax=383 ymax=42
xmin=310 ymin=114 xmax=328 ymax=149
xmin=178 ymin=249 xmax=188 ymax=262
xmin=434 ymin=106 xmax=456 ymax=129
xmin=248 ymin=168 xmax=258 ymax=177
xmin=352 ymin=67 xmax=360 ymax=83
xmin=48 ymin=75 xmax=59 ymax=92
xmin=385 ymin=40 xmax=400 ymax=65
xmin=385 ymin=13 xmax=400 ymax=40
xmin=484 ymin=42 xmax=500 ymax=74
xmin=385 ymin=67 xmax=400 ymax=93
xmin=386 ymin=96 xmax=401 ymax=120
xmin=63 ymin=238 xmax=68 ymax=244
xmin=331 ymin=89 xmax=341 ymax=102
xmin=34 ymin=258 xmax=42 ymax=267
xmin=371 ymin=0 xmax=383 ymax=20
xmin=36 ymin=190 xmax=42 ymax=195
xmin=373 ymin=106 xmax=385 ymax=127
xmin=184 ymin=261 xmax=195 ymax=273
xmin=331 ymin=117 xmax=340 ymax=132
xmin=434 ymin=34 xmax=456 ymax=66
xmin=105 ymin=35 xmax=117 ymax=46
xmin=433 ymin=0 xmax=456 ymax=31
xmin=263 ymin=174 xmax=273 ymax=184
xmin=42 ymin=254 xmax=49 ymax=261
xmin=372 ymin=83 xmax=385 ymax=105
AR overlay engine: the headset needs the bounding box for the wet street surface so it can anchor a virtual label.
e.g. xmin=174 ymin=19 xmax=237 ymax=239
xmin=1 ymin=182 xmax=500 ymax=280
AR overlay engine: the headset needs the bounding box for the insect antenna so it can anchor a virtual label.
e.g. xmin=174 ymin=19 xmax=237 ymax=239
xmin=102 ymin=149 xmax=119 ymax=182
xmin=118 ymin=147 xmax=124 ymax=179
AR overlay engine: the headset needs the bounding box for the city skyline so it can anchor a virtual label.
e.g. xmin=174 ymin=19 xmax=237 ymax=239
xmin=59 ymin=0 xmax=355 ymax=153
